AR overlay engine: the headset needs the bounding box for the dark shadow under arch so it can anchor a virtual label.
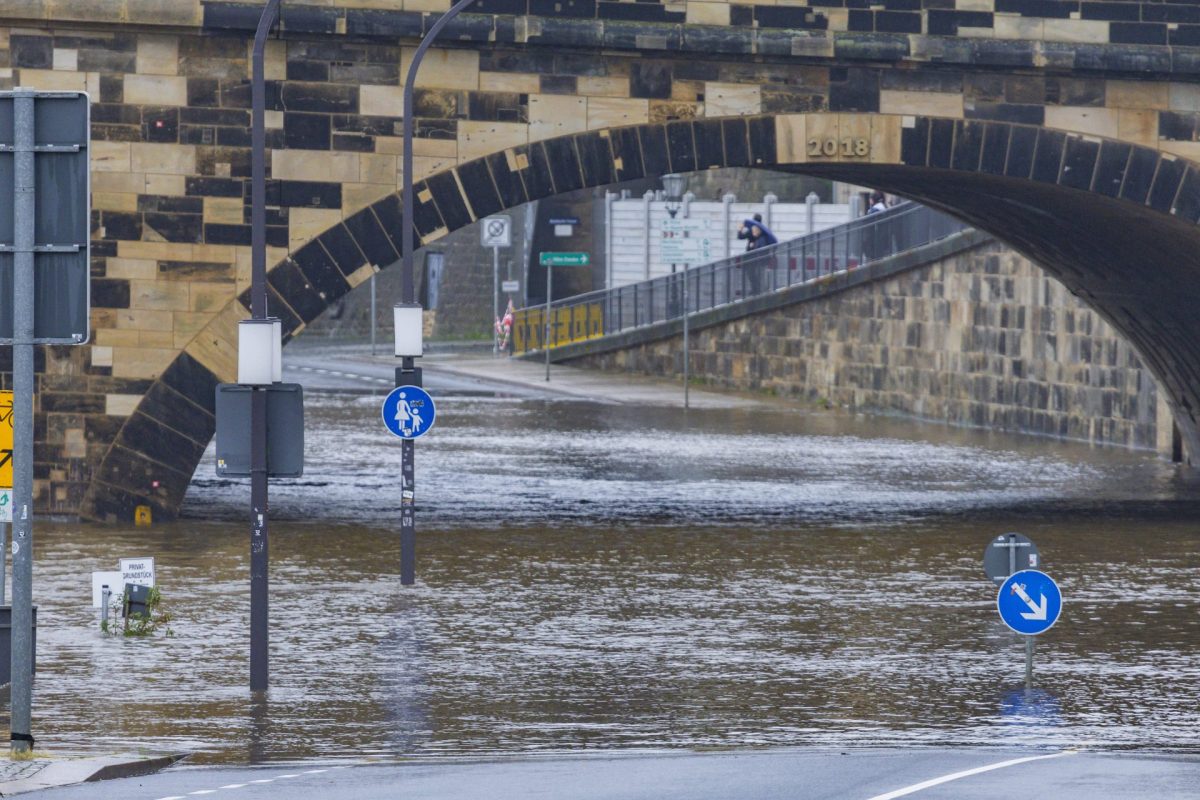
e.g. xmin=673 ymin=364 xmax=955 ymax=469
xmin=80 ymin=114 xmax=1200 ymax=520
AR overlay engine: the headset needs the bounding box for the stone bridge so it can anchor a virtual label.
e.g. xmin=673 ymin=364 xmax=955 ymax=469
xmin=2 ymin=0 xmax=1200 ymax=520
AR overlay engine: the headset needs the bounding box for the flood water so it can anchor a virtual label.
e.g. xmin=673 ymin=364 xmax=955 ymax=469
xmin=20 ymin=386 xmax=1200 ymax=763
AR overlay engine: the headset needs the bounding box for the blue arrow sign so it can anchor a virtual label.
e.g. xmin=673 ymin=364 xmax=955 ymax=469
xmin=997 ymin=569 xmax=1062 ymax=635
xmin=382 ymin=385 xmax=436 ymax=439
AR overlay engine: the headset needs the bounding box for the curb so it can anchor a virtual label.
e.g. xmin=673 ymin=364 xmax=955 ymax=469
xmin=0 ymin=752 xmax=187 ymax=796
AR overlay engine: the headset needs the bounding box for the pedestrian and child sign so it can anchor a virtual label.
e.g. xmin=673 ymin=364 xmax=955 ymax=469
xmin=382 ymin=385 xmax=436 ymax=439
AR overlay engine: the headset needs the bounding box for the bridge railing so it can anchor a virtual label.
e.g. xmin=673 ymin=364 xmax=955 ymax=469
xmin=512 ymin=202 xmax=970 ymax=354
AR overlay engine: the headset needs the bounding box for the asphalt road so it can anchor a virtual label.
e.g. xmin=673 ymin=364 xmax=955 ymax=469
xmin=18 ymin=749 xmax=1200 ymax=800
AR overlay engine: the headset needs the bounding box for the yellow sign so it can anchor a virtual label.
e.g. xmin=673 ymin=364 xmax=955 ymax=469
xmin=135 ymin=505 xmax=153 ymax=527
xmin=0 ymin=392 xmax=11 ymax=490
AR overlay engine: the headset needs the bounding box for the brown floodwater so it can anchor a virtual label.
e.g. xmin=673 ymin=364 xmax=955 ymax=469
xmin=14 ymin=391 xmax=1200 ymax=763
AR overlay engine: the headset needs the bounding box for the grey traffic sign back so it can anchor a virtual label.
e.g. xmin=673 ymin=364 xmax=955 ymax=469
xmin=0 ymin=91 xmax=90 ymax=344
xmin=214 ymin=384 xmax=305 ymax=478
xmin=983 ymin=532 xmax=1041 ymax=585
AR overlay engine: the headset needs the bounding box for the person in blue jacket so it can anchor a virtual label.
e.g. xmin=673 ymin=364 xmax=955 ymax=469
xmin=738 ymin=217 xmax=778 ymax=293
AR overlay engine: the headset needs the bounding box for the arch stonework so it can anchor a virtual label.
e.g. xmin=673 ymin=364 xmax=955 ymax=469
xmin=3 ymin=6 xmax=1200 ymax=519
xmin=79 ymin=111 xmax=1200 ymax=520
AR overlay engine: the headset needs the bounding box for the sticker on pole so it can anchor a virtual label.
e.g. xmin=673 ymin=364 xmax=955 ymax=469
xmin=997 ymin=569 xmax=1062 ymax=636
xmin=382 ymin=385 xmax=436 ymax=439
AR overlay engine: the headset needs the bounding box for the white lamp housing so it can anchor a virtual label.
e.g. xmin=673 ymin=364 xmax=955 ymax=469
xmin=393 ymin=303 xmax=424 ymax=358
xmin=238 ymin=317 xmax=282 ymax=385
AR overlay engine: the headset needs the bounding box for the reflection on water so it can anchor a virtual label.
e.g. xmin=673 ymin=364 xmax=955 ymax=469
xmin=22 ymin=394 xmax=1200 ymax=763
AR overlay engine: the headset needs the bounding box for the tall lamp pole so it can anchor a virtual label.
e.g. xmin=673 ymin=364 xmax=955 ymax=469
xmin=662 ymin=174 xmax=689 ymax=408
xmin=247 ymin=0 xmax=283 ymax=693
xmin=397 ymin=0 xmax=478 ymax=585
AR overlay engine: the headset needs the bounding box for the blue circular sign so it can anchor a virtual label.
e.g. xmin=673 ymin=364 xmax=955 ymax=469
xmin=382 ymin=385 xmax=436 ymax=439
xmin=996 ymin=569 xmax=1062 ymax=636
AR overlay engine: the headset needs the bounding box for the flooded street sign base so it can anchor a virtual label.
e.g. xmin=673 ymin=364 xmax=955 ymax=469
xmin=394 ymin=363 xmax=423 ymax=585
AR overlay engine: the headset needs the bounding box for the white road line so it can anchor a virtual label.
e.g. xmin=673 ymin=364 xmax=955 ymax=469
xmin=865 ymin=751 xmax=1077 ymax=800
xmin=188 ymin=791 xmax=218 ymax=796
xmin=155 ymin=796 xmax=187 ymax=800
xmin=302 ymin=769 xmax=329 ymax=774
xmin=276 ymin=773 xmax=301 ymax=778
xmin=249 ymin=778 xmax=276 ymax=784
xmin=219 ymin=784 xmax=247 ymax=789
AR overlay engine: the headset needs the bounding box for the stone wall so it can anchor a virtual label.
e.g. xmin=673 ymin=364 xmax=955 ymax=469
xmin=3 ymin=3 xmax=1200 ymax=518
xmin=572 ymin=238 xmax=1168 ymax=451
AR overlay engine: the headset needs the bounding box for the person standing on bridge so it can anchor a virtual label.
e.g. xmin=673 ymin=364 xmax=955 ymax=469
xmin=737 ymin=212 xmax=764 ymax=252
xmin=739 ymin=218 xmax=778 ymax=295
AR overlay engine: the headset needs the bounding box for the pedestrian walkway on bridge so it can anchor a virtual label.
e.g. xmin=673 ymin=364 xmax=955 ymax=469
xmin=512 ymin=202 xmax=969 ymax=355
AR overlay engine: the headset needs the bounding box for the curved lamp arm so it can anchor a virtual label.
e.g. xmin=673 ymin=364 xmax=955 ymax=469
xmin=401 ymin=0 xmax=479 ymax=304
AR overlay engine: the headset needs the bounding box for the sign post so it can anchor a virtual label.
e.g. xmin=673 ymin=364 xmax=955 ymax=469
xmin=481 ymin=216 xmax=512 ymax=356
xmin=2 ymin=89 xmax=91 ymax=753
xmin=996 ymin=568 xmax=1062 ymax=689
xmin=537 ymin=253 xmax=591 ymax=381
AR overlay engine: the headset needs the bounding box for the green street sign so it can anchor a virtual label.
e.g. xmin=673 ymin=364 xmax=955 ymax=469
xmin=539 ymin=252 xmax=590 ymax=267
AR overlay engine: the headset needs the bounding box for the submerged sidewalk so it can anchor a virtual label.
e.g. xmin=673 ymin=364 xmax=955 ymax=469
xmin=0 ymin=752 xmax=183 ymax=795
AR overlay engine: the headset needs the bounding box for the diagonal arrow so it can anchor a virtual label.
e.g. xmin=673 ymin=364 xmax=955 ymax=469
xmin=1010 ymin=582 xmax=1047 ymax=621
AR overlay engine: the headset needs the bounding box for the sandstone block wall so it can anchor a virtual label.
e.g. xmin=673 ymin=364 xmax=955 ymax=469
xmin=1 ymin=2 xmax=1198 ymax=516
xmin=575 ymin=239 xmax=1166 ymax=451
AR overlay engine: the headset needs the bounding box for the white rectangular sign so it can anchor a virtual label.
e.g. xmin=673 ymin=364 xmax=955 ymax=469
xmin=502 ymin=280 xmax=520 ymax=293
xmin=91 ymin=570 xmax=122 ymax=608
xmin=660 ymin=238 xmax=714 ymax=265
xmin=0 ymin=489 xmax=10 ymax=523
xmin=119 ymin=556 xmax=156 ymax=589
xmin=661 ymin=218 xmax=707 ymax=234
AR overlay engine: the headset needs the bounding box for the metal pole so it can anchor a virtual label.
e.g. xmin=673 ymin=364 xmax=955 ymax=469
xmin=1025 ymin=636 xmax=1034 ymax=689
xmin=399 ymin=0 xmax=476 ymax=587
xmin=397 ymin=356 xmax=417 ymax=586
xmin=249 ymin=0 xmax=281 ymax=694
xmin=0 ymin=522 xmax=7 ymax=604
xmin=545 ymin=264 xmax=552 ymax=381
xmin=492 ymin=246 xmax=499 ymax=356
xmin=370 ymin=274 xmax=377 ymax=356
xmin=683 ymin=262 xmax=689 ymax=409
xmin=11 ymin=89 xmax=35 ymax=753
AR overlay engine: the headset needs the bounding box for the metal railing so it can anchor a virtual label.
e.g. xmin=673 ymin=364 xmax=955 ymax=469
xmin=512 ymin=202 xmax=970 ymax=354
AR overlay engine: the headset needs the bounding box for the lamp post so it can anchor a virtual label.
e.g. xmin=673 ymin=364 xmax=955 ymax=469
xmin=662 ymin=174 xmax=690 ymax=408
xmin=397 ymin=0 xmax=477 ymax=584
xmin=247 ymin=0 xmax=283 ymax=693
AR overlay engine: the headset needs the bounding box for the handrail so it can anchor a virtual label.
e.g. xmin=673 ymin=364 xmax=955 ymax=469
xmin=512 ymin=202 xmax=971 ymax=354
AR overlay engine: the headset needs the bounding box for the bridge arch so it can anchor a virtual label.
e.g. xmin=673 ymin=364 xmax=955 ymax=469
xmin=81 ymin=112 xmax=1200 ymax=521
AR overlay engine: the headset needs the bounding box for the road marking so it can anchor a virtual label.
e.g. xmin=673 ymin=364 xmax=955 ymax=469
xmin=188 ymin=792 xmax=218 ymax=796
xmin=218 ymin=784 xmax=247 ymax=789
xmin=303 ymin=769 xmax=329 ymax=774
xmin=865 ymin=751 xmax=1077 ymax=800
xmin=277 ymin=773 xmax=301 ymax=778
xmin=155 ymin=796 xmax=187 ymax=800
xmin=249 ymin=778 xmax=276 ymax=784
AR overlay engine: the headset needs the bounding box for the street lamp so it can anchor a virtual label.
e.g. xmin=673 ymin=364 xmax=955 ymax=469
xmin=661 ymin=174 xmax=691 ymax=408
xmin=247 ymin=0 xmax=284 ymax=694
xmin=397 ymin=0 xmax=477 ymax=584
